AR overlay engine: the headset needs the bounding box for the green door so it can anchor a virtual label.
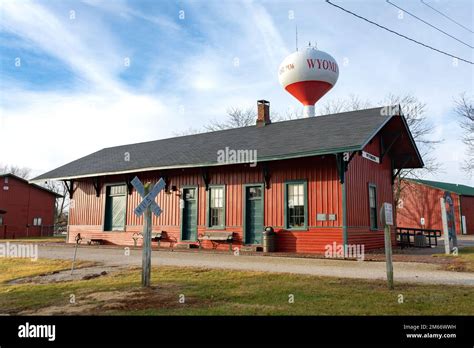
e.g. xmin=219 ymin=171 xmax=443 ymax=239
xmin=104 ymin=185 xmax=127 ymax=231
xmin=182 ymin=188 xmax=198 ymax=241
xmin=245 ymin=185 xmax=264 ymax=244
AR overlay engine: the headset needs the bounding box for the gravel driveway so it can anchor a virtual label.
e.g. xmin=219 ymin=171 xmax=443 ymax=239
xmin=34 ymin=244 xmax=474 ymax=286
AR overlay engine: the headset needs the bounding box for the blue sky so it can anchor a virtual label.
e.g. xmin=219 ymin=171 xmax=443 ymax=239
xmin=0 ymin=0 xmax=473 ymax=185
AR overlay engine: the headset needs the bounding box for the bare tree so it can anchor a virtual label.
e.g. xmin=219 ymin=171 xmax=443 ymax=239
xmin=173 ymin=127 xmax=203 ymax=136
xmin=0 ymin=164 xmax=32 ymax=179
xmin=272 ymin=107 xmax=304 ymax=121
xmin=42 ymin=180 xmax=70 ymax=226
xmin=373 ymin=94 xmax=442 ymax=216
xmin=316 ymin=94 xmax=372 ymax=115
xmin=454 ymin=93 xmax=474 ymax=175
xmin=317 ymin=93 xmax=442 ymax=176
xmin=174 ymin=107 xmax=258 ymax=136
xmin=381 ymin=94 xmax=442 ymax=210
xmin=204 ymin=107 xmax=257 ymax=131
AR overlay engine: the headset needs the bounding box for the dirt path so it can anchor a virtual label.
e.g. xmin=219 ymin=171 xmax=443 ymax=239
xmin=36 ymin=244 xmax=474 ymax=286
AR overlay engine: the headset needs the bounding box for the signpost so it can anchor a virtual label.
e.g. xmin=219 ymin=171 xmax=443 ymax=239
xmin=131 ymin=176 xmax=165 ymax=287
xmin=380 ymin=202 xmax=394 ymax=290
xmin=71 ymin=233 xmax=82 ymax=275
xmin=440 ymin=197 xmax=451 ymax=255
xmin=444 ymin=191 xmax=458 ymax=249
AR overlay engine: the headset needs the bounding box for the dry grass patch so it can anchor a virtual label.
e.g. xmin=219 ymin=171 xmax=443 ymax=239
xmin=1 ymin=258 xmax=473 ymax=316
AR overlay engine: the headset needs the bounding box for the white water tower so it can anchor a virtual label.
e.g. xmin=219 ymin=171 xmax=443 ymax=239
xmin=278 ymin=45 xmax=339 ymax=117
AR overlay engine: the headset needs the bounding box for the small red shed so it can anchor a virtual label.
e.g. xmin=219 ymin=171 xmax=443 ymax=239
xmin=397 ymin=178 xmax=474 ymax=235
xmin=0 ymin=173 xmax=61 ymax=238
xmin=32 ymin=103 xmax=423 ymax=253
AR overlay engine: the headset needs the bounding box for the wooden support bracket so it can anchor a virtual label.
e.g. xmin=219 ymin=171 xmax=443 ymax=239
xmin=262 ymin=164 xmax=271 ymax=189
xmin=92 ymin=177 xmax=102 ymax=197
xmin=126 ymin=176 xmax=134 ymax=195
xmin=63 ymin=180 xmax=77 ymax=199
xmin=201 ymin=168 xmax=210 ymax=191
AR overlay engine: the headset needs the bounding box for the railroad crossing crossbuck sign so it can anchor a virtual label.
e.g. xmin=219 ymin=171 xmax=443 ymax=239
xmin=131 ymin=176 xmax=165 ymax=287
xmin=131 ymin=176 xmax=165 ymax=217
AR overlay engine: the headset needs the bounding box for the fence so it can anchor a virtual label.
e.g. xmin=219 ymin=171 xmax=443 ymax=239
xmin=1 ymin=225 xmax=59 ymax=239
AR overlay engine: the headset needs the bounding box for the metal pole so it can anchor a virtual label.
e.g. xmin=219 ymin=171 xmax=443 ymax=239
xmin=71 ymin=233 xmax=82 ymax=275
xmin=384 ymin=224 xmax=394 ymax=290
xmin=142 ymin=183 xmax=152 ymax=287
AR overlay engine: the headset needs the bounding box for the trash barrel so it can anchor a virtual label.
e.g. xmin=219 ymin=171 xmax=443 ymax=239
xmin=414 ymin=232 xmax=426 ymax=247
xmin=262 ymin=226 xmax=276 ymax=252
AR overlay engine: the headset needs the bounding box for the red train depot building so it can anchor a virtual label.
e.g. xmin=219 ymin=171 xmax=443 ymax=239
xmin=0 ymin=173 xmax=61 ymax=239
xmin=33 ymin=102 xmax=423 ymax=253
xmin=397 ymin=178 xmax=474 ymax=235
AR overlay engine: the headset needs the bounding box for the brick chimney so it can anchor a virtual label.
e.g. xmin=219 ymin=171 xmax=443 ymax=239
xmin=256 ymin=100 xmax=271 ymax=127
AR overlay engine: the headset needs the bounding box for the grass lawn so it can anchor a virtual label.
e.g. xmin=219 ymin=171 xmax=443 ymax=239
xmin=0 ymin=258 xmax=473 ymax=316
xmin=434 ymin=246 xmax=474 ymax=272
xmin=2 ymin=236 xmax=66 ymax=243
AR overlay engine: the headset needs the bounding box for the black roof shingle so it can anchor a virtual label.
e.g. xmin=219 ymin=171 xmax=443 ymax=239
xmin=32 ymin=106 xmax=422 ymax=181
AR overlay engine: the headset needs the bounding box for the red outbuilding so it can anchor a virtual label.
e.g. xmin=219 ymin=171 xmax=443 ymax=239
xmin=0 ymin=173 xmax=61 ymax=238
xmin=397 ymin=178 xmax=474 ymax=235
xmin=32 ymin=103 xmax=423 ymax=253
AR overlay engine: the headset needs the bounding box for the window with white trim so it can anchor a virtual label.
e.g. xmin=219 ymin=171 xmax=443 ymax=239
xmin=208 ymin=186 xmax=225 ymax=228
xmin=285 ymin=181 xmax=307 ymax=229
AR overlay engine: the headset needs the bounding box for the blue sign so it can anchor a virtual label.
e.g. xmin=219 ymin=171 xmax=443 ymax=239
xmin=131 ymin=176 xmax=165 ymax=217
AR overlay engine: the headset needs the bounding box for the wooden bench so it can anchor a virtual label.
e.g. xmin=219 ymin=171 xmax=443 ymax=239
xmin=198 ymin=231 xmax=234 ymax=251
xmin=84 ymin=238 xmax=104 ymax=245
xmin=151 ymin=231 xmax=167 ymax=247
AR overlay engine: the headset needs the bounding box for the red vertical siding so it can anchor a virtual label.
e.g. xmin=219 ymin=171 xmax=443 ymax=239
xmin=0 ymin=176 xmax=56 ymax=238
xmin=68 ymin=156 xmax=344 ymax=252
xmin=346 ymin=135 xmax=395 ymax=249
xmin=397 ymin=180 xmax=465 ymax=235
xmin=460 ymin=196 xmax=474 ymax=235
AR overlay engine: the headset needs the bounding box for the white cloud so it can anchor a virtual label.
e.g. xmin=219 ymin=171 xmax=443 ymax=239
xmin=0 ymin=0 xmax=472 ymax=187
xmin=0 ymin=88 xmax=175 ymax=176
xmin=1 ymin=0 xmax=124 ymax=92
xmin=82 ymin=0 xmax=181 ymax=31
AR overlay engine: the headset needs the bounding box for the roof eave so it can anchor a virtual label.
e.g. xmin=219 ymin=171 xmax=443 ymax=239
xmin=30 ymin=145 xmax=363 ymax=182
xmin=2 ymin=173 xmax=62 ymax=197
xmin=360 ymin=111 xmax=424 ymax=170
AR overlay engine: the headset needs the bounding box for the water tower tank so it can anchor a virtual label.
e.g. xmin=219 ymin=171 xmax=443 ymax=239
xmin=278 ymin=46 xmax=339 ymax=117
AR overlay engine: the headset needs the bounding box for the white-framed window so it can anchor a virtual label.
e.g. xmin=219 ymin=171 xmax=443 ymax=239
xmin=208 ymin=186 xmax=225 ymax=228
xmin=33 ymin=217 xmax=42 ymax=226
xmin=285 ymin=181 xmax=307 ymax=229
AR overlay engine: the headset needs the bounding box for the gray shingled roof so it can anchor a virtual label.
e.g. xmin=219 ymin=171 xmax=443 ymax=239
xmin=32 ymin=106 xmax=420 ymax=181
